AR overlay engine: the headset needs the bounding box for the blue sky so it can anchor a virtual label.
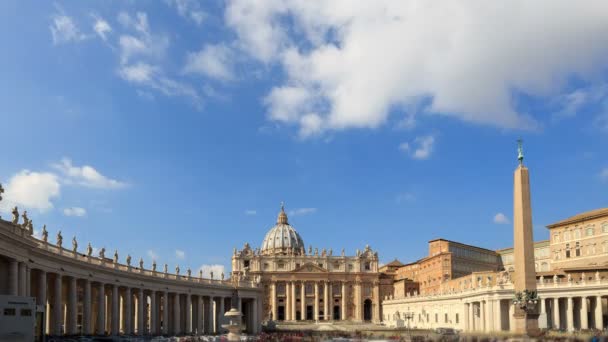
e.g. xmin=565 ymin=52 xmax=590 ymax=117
xmin=1 ymin=1 xmax=607 ymax=275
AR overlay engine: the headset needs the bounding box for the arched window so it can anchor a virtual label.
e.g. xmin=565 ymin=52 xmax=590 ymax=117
xmin=586 ymin=227 xmax=594 ymax=236
xmin=603 ymin=222 xmax=608 ymax=233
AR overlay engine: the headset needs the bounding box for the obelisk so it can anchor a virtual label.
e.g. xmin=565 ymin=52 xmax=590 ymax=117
xmin=512 ymin=140 xmax=540 ymax=335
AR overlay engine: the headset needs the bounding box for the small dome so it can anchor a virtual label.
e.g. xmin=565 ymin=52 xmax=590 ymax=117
xmin=260 ymin=204 xmax=305 ymax=255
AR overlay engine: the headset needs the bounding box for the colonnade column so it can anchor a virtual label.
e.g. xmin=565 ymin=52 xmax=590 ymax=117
xmin=493 ymin=300 xmax=502 ymax=331
xmin=566 ymin=297 xmax=574 ymax=332
xmin=464 ymin=303 xmax=469 ymax=331
xmin=341 ymin=281 xmax=346 ymax=321
xmin=37 ymin=271 xmax=47 ymax=306
xmin=553 ymin=297 xmax=560 ymax=329
xmin=111 ymin=285 xmax=119 ymax=335
xmin=163 ymin=291 xmax=169 ymax=335
xmin=314 ymin=282 xmax=319 ymax=321
xmin=68 ymin=277 xmax=78 ymax=335
xmin=149 ymin=291 xmax=156 ymax=335
xmin=580 ymin=297 xmax=589 ymax=330
xmin=206 ymin=296 xmax=214 ymax=333
xmin=173 ymin=293 xmax=181 ymax=335
xmin=96 ymin=283 xmax=105 ymax=335
xmin=18 ymin=262 xmax=26 ymax=296
xmin=83 ymin=280 xmax=92 ymax=335
xmin=291 ymin=281 xmax=296 ymax=321
xmin=469 ymin=302 xmax=475 ymax=332
xmin=218 ymin=296 xmax=225 ymax=332
xmin=271 ymin=283 xmax=277 ymax=321
xmin=300 ymin=282 xmax=306 ymax=320
xmin=25 ymin=266 xmax=31 ymax=296
xmin=595 ymin=296 xmax=604 ymax=330
xmin=8 ymin=259 xmax=18 ymax=296
xmin=137 ymin=289 xmax=144 ymax=334
xmin=186 ymin=294 xmax=192 ymax=334
xmin=285 ymin=282 xmax=291 ymax=321
xmin=196 ymin=296 xmax=203 ymax=334
xmin=125 ymin=287 xmax=132 ymax=334
xmin=324 ymin=281 xmax=329 ymax=321
xmin=53 ymin=274 xmax=62 ymax=335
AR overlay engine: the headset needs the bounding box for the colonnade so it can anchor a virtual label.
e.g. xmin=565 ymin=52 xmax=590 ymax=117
xmin=542 ymin=296 xmax=605 ymax=331
xmin=268 ymin=280 xmax=380 ymax=322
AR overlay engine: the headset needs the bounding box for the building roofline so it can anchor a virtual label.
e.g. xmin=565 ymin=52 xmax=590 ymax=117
xmin=546 ymin=208 xmax=608 ymax=228
xmin=427 ymin=238 xmax=499 ymax=254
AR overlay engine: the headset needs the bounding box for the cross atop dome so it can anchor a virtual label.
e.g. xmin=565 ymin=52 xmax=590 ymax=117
xmin=277 ymin=201 xmax=288 ymax=224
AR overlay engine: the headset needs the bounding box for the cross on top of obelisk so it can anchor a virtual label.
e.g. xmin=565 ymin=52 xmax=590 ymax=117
xmin=517 ymin=138 xmax=524 ymax=165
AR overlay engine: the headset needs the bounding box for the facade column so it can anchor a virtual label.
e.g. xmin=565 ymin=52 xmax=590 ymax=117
xmin=285 ymin=282 xmax=291 ymax=321
xmin=314 ymin=282 xmax=319 ymax=321
xmin=150 ymin=291 xmax=157 ymax=335
xmin=355 ymin=281 xmax=362 ymax=321
xmin=8 ymin=259 xmax=19 ymax=296
xmin=137 ymin=289 xmax=144 ymax=334
xmin=206 ymin=296 xmax=214 ymax=333
xmin=173 ymin=293 xmax=181 ymax=335
xmin=37 ymin=270 xmax=47 ymax=306
xmin=464 ymin=303 xmax=470 ymax=331
xmin=271 ymin=282 xmax=277 ymax=321
xmin=125 ymin=287 xmax=132 ymax=335
xmin=25 ymin=266 xmax=31 ymax=297
xmin=18 ymin=262 xmax=27 ymax=296
xmin=324 ymin=281 xmax=330 ymax=321
xmin=83 ymin=280 xmax=91 ymax=335
xmin=341 ymin=281 xmax=347 ymax=321
xmin=508 ymin=302 xmax=514 ymax=332
xmin=96 ymin=283 xmax=105 ymax=335
xmin=566 ymin=297 xmax=574 ymax=332
xmin=196 ymin=296 xmax=203 ymax=335
xmin=471 ymin=302 xmax=477 ymax=332
xmin=252 ymin=298 xmax=259 ymax=333
xmin=580 ymin=296 xmax=589 ymax=330
xmin=300 ymin=282 xmax=306 ymax=320
xmin=291 ymin=282 xmax=296 ymax=321
xmin=493 ymin=300 xmax=502 ymax=331
xmin=218 ymin=296 xmax=225 ymax=332
xmin=68 ymin=277 xmax=78 ymax=335
xmin=53 ymin=274 xmax=63 ymax=335
xmin=595 ymin=296 xmax=604 ymax=330
xmin=480 ymin=301 xmax=486 ymax=332
xmin=185 ymin=294 xmax=192 ymax=334
xmin=553 ymin=297 xmax=561 ymax=330
xmin=163 ymin=291 xmax=169 ymax=335
xmin=111 ymin=285 xmax=119 ymax=335
xmin=373 ymin=282 xmax=380 ymax=323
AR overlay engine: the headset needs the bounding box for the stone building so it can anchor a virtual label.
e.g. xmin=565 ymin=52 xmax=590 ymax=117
xmin=231 ymin=205 xmax=382 ymax=323
xmin=0 ymin=212 xmax=263 ymax=337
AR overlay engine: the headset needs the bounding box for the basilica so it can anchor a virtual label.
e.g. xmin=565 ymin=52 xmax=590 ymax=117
xmin=231 ymin=205 xmax=383 ymax=323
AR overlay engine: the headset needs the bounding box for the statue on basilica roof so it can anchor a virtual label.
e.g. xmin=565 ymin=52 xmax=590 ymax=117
xmin=11 ymin=206 xmax=19 ymax=224
xmin=87 ymin=243 xmax=92 ymax=257
xmin=21 ymin=210 xmax=29 ymax=228
xmin=72 ymin=236 xmax=78 ymax=252
xmin=42 ymin=225 xmax=48 ymax=242
xmin=56 ymin=231 xmax=63 ymax=248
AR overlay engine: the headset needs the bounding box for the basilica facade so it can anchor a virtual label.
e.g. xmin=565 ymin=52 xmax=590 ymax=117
xmin=231 ymin=205 xmax=382 ymax=323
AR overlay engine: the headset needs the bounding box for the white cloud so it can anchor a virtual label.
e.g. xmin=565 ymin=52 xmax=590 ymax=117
xmin=399 ymin=135 xmax=435 ymax=160
xmin=198 ymin=264 xmax=225 ymax=278
xmin=0 ymin=170 xmax=60 ymax=212
xmin=52 ymin=158 xmax=127 ymax=189
xmin=395 ymin=192 xmax=415 ymax=204
xmin=63 ymin=207 xmax=87 ymax=217
xmin=117 ymin=12 xmax=169 ymax=65
xmin=184 ymin=43 xmax=235 ymax=81
xmin=225 ymin=1 xmax=608 ymax=135
xmin=175 ymin=249 xmax=186 ymax=260
xmin=165 ymin=0 xmax=207 ymax=25
xmin=92 ymin=16 xmax=112 ymax=41
xmin=288 ymin=207 xmax=317 ymax=216
xmin=245 ymin=209 xmax=257 ymax=215
xmin=600 ymin=168 xmax=608 ymax=182
xmin=50 ymin=13 xmax=86 ymax=44
xmin=147 ymin=250 xmax=159 ymax=261
xmin=494 ymin=213 xmax=510 ymax=225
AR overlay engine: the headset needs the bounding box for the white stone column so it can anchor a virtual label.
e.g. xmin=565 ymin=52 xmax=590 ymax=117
xmin=150 ymin=291 xmax=157 ymax=335
xmin=341 ymin=281 xmax=347 ymax=321
xmin=18 ymin=262 xmax=26 ymax=296
xmin=566 ymin=297 xmax=574 ymax=332
xmin=324 ymin=281 xmax=329 ymax=321
xmin=97 ymin=283 xmax=105 ymax=335
xmin=252 ymin=298 xmax=259 ymax=333
xmin=68 ymin=277 xmax=78 ymax=335
xmin=474 ymin=302 xmax=480 ymax=332
xmin=373 ymin=282 xmax=380 ymax=323
xmin=464 ymin=303 xmax=470 ymax=331
xmin=314 ymin=282 xmax=319 ymax=321
xmin=111 ymin=285 xmax=119 ymax=335
xmin=271 ymin=283 xmax=277 ymax=321
xmin=53 ymin=274 xmax=63 ymax=335
xmin=354 ymin=281 xmax=362 ymax=321
xmin=508 ymin=302 xmax=514 ymax=332
xmin=553 ymin=297 xmax=561 ymax=330
xmin=218 ymin=296 xmax=225 ymax=332
xmin=291 ymin=282 xmax=296 ymax=321
xmin=285 ymin=282 xmax=290 ymax=321
xmin=173 ymin=293 xmax=181 ymax=335
xmin=137 ymin=289 xmax=144 ymax=334
xmin=163 ymin=291 xmax=169 ymax=335
xmin=580 ymin=296 xmax=589 ymax=330
xmin=595 ymin=296 xmax=603 ymax=330
xmin=125 ymin=287 xmax=132 ymax=334
xmin=25 ymin=266 xmax=31 ymax=297
xmin=485 ymin=300 xmax=492 ymax=332
xmin=300 ymin=282 xmax=306 ymax=320
xmin=37 ymin=270 xmax=47 ymax=306
xmin=206 ymin=296 xmax=214 ymax=334
xmin=185 ymin=294 xmax=192 ymax=334
xmin=494 ymin=300 xmax=502 ymax=331
xmin=83 ymin=280 xmax=92 ymax=335
xmin=8 ymin=259 xmax=19 ymax=296
xmin=196 ymin=296 xmax=203 ymax=335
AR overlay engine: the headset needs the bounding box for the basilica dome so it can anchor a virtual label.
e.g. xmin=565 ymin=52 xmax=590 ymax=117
xmin=260 ymin=205 xmax=305 ymax=255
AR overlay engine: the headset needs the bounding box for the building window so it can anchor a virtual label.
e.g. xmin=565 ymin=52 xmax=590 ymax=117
xmin=264 ymin=263 xmax=269 ymax=270
xmin=348 ymin=264 xmax=354 ymax=271
xmin=455 ymin=313 xmax=459 ymax=324
xmin=565 ymin=244 xmax=570 ymax=258
xmin=244 ymin=260 xmax=250 ymax=268
xmin=553 ymin=233 xmax=560 ymax=243
xmin=3 ymin=308 xmax=16 ymax=316
xmin=586 ymin=227 xmax=594 ymax=237
xmin=603 ymin=241 xmax=608 ymax=253
xmin=365 ymin=262 xmax=371 ymax=271
xmin=603 ymin=223 xmax=608 ymax=233
xmin=575 ymin=242 xmax=581 ymax=257
xmin=445 ymin=313 xmax=448 ymax=323
xmin=295 ymin=263 xmax=300 ymax=269
xmin=435 ymin=313 xmax=438 ymax=323
xmin=564 ymin=231 xmax=571 ymax=241
xmin=278 ymin=262 xmax=285 ymax=269
xmin=20 ymin=309 xmax=32 ymax=317
xmin=575 ymin=228 xmax=582 ymax=239
xmin=318 ymin=263 xmax=324 ymax=268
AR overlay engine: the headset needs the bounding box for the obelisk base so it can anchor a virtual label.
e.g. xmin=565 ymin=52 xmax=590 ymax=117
xmin=513 ymin=310 xmax=541 ymax=337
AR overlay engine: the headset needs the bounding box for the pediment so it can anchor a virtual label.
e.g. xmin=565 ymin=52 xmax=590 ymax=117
xmin=293 ymin=262 xmax=328 ymax=273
